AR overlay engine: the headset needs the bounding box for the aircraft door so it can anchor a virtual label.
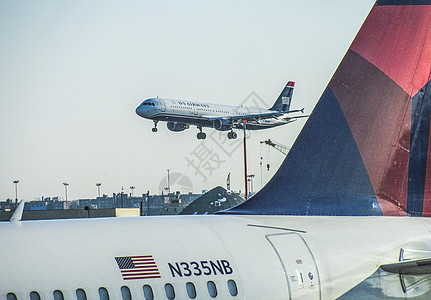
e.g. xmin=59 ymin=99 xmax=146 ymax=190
xmin=159 ymin=99 xmax=166 ymax=112
xmin=266 ymin=233 xmax=320 ymax=300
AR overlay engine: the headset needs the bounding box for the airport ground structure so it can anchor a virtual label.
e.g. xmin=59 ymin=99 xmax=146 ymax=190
xmin=0 ymin=191 xmax=202 ymax=221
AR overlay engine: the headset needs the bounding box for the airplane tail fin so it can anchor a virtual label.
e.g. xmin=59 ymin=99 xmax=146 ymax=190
xmin=269 ymin=81 xmax=295 ymax=112
xmin=224 ymin=0 xmax=431 ymax=216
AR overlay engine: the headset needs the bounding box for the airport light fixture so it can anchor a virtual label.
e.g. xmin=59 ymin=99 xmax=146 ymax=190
xmin=13 ymin=180 xmax=19 ymax=208
xmin=243 ymin=120 xmax=248 ymax=200
xmin=167 ymin=169 xmax=171 ymax=195
xmin=63 ymin=182 xmax=69 ymax=209
xmin=96 ymin=183 xmax=102 ymax=197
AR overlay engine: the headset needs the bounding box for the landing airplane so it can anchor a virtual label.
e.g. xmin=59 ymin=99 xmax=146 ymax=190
xmin=135 ymin=81 xmax=306 ymax=140
xmin=2 ymin=0 xmax=431 ymax=299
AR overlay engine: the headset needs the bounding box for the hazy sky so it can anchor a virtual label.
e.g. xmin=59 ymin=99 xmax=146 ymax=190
xmin=0 ymin=0 xmax=375 ymax=201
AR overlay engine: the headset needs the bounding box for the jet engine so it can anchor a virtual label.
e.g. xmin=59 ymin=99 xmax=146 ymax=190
xmin=213 ymin=118 xmax=233 ymax=131
xmin=167 ymin=122 xmax=189 ymax=132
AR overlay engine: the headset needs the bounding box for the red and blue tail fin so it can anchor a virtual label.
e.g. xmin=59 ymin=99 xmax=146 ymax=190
xmin=225 ymin=0 xmax=431 ymax=216
xmin=269 ymin=81 xmax=295 ymax=112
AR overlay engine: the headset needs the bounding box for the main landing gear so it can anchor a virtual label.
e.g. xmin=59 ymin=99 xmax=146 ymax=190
xmin=197 ymin=126 xmax=206 ymax=140
xmin=152 ymin=121 xmax=158 ymax=132
xmin=227 ymin=131 xmax=237 ymax=139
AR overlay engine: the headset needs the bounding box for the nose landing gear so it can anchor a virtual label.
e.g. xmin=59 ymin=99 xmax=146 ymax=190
xmin=152 ymin=121 xmax=158 ymax=132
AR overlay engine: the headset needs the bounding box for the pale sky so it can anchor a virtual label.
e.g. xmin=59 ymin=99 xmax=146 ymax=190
xmin=0 ymin=0 xmax=375 ymax=201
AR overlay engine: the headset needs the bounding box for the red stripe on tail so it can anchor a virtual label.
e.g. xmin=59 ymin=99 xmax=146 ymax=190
xmin=350 ymin=5 xmax=431 ymax=97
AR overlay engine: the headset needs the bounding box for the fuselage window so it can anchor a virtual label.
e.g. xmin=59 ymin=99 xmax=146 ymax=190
xmin=207 ymin=281 xmax=218 ymax=298
xmin=98 ymin=287 xmax=110 ymax=300
xmin=30 ymin=291 xmax=41 ymax=300
xmin=186 ymin=282 xmax=197 ymax=299
xmin=164 ymin=283 xmax=175 ymax=300
xmin=121 ymin=286 xmax=132 ymax=300
xmin=227 ymin=279 xmax=238 ymax=296
xmin=76 ymin=288 xmax=87 ymax=300
xmin=53 ymin=290 xmax=64 ymax=300
xmin=143 ymin=285 xmax=154 ymax=300
xmin=6 ymin=293 xmax=17 ymax=300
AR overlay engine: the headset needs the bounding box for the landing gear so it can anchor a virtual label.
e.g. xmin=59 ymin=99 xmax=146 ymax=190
xmin=227 ymin=131 xmax=237 ymax=139
xmin=197 ymin=126 xmax=206 ymax=140
xmin=197 ymin=132 xmax=207 ymax=139
xmin=152 ymin=121 xmax=158 ymax=132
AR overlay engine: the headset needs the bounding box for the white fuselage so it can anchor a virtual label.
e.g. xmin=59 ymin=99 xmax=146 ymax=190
xmin=136 ymin=98 xmax=292 ymax=131
xmin=2 ymin=215 xmax=431 ymax=299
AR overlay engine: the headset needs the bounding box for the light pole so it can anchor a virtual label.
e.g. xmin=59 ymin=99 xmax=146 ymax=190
xmin=243 ymin=120 xmax=248 ymax=200
xmin=96 ymin=183 xmax=102 ymax=198
xmin=63 ymin=182 xmax=69 ymax=209
xmin=130 ymin=186 xmax=135 ymax=197
xmin=13 ymin=180 xmax=19 ymax=208
xmin=120 ymin=186 xmax=124 ymax=208
xmin=167 ymin=169 xmax=171 ymax=195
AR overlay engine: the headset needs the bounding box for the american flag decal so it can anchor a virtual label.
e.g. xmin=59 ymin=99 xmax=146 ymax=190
xmin=115 ymin=255 xmax=161 ymax=280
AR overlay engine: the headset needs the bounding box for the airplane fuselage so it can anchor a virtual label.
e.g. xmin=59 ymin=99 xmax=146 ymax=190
xmin=2 ymin=215 xmax=431 ymax=299
xmin=136 ymin=98 xmax=293 ymax=132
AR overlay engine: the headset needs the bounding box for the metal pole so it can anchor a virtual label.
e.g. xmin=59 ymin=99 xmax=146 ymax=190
xmin=13 ymin=180 xmax=19 ymax=208
xmin=96 ymin=183 xmax=102 ymax=198
xmin=243 ymin=122 xmax=248 ymax=200
xmin=63 ymin=182 xmax=69 ymax=209
xmin=147 ymin=190 xmax=150 ymax=216
xmin=167 ymin=169 xmax=170 ymax=195
xmin=121 ymin=187 xmax=124 ymax=208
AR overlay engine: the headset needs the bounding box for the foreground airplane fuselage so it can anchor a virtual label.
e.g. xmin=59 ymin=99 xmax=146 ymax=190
xmin=2 ymin=215 xmax=430 ymax=299
xmin=3 ymin=0 xmax=431 ymax=299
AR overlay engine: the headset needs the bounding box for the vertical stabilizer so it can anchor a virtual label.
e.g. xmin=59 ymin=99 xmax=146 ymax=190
xmin=270 ymin=81 xmax=295 ymax=112
xmin=226 ymin=0 xmax=431 ymax=216
xmin=10 ymin=200 xmax=25 ymax=222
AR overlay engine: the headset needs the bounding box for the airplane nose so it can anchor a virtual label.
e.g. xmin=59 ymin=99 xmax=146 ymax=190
xmin=136 ymin=105 xmax=145 ymax=117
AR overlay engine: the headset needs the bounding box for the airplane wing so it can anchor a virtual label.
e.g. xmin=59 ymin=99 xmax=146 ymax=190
xmin=208 ymin=109 xmax=308 ymax=124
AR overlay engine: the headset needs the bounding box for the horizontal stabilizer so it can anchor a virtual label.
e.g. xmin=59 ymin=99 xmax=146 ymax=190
xmin=381 ymin=258 xmax=431 ymax=275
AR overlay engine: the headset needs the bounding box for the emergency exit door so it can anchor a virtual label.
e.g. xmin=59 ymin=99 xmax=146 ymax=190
xmin=266 ymin=233 xmax=320 ymax=300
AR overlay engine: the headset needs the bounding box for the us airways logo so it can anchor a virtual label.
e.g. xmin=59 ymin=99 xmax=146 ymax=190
xmin=115 ymin=255 xmax=161 ymax=280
